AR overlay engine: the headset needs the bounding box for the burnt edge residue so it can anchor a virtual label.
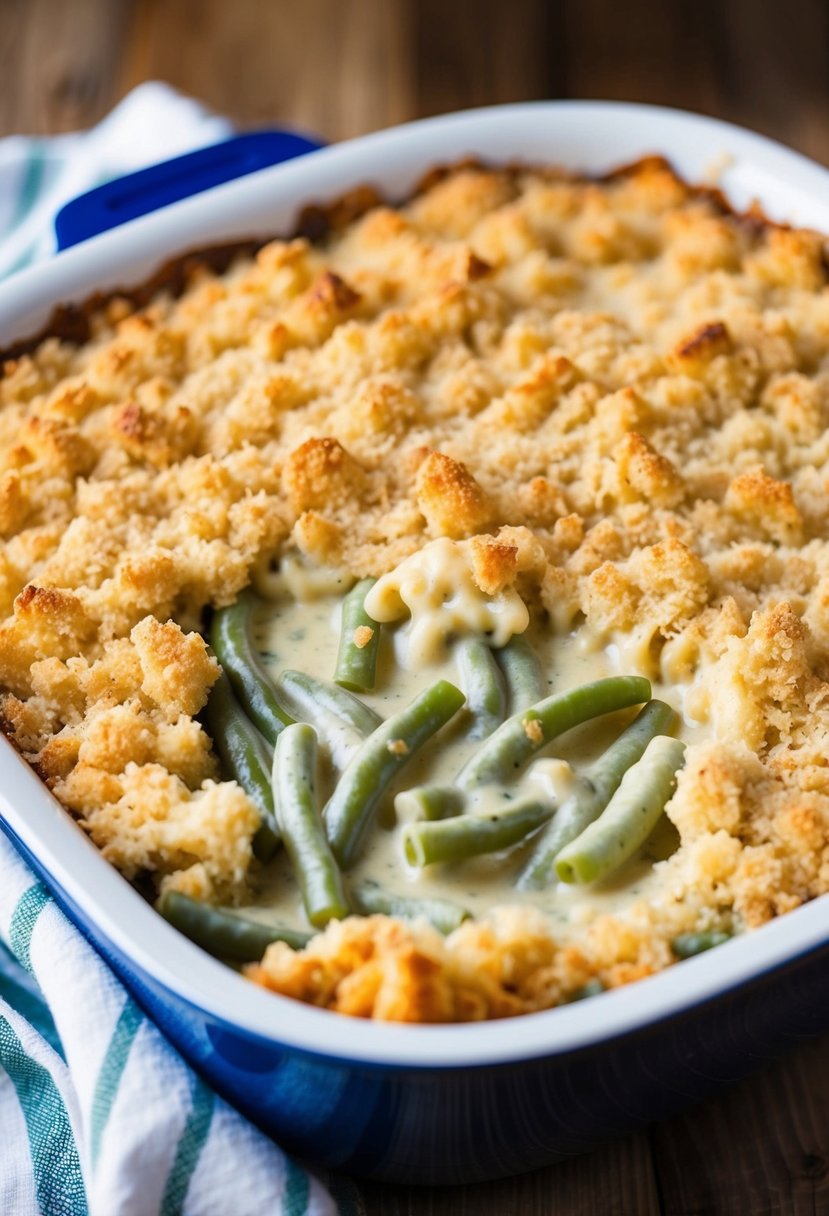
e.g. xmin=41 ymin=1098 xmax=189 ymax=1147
xmin=0 ymin=154 xmax=813 ymax=367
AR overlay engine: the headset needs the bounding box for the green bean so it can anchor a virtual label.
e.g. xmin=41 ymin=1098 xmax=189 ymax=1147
xmin=671 ymin=931 xmax=732 ymax=959
xmin=455 ymin=637 xmax=507 ymax=740
xmin=394 ymin=785 xmax=466 ymax=823
xmin=458 ymin=675 xmax=652 ymax=790
xmin=274 ymin=672 xmax=363 ymax=769
xmin=335 ymin=577 xmax=381 ymax=692
xmin=273 ymin=723 xmax=350 ymax=928
xmin=403 ymin=798 xmax=554 ymax=867
xmin=325 ymin=680 xmax=466 ymax=868
xmin=201 ymin=672 xmax=280 ymax=861
xmin=496 ymin=635 xmax=546 ymax=713
xmin=276 ymin=669 xmax=382 ymax=736
xmin=300 ymin=708 xmax=362 ymax=771
xmin=157 ymin=891 xmax=309 ymax=962
xmin=350 ymin=880 xmax=469 ymax=935
xmin=211 ymin=589 xmax=293 ymax=745
xmin=555 ymin=735 xmax=686 ymax=884
xmin=564 ymin=979 xmax=605 ymax=1003
xmin=518 ymin=699 xmax=676 ymax=889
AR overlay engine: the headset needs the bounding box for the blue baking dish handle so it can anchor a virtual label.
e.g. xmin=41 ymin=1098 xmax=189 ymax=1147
xmin=54 ymin=128 xmax=324 ymax=250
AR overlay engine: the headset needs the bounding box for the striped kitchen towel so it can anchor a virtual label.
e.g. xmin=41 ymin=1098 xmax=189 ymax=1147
xmin=0 ymin=839 xmax=345 ymax=1215
xmin=0 ymin=79 xmax=231 ymax=278
xmin=0 ymin=84 xmax=352 ymax=1216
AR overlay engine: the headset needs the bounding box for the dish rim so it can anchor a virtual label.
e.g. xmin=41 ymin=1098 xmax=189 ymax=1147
xmin=0 ymin=98 xmax=828 ymax=1071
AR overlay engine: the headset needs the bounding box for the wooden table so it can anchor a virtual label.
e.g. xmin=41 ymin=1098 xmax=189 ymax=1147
xmin=1 ymin=2 xmax=827 ymax=1211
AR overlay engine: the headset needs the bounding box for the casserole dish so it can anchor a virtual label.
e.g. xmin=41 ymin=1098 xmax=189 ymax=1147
xmin=1 ymin=100 xmax=828 ymax=1183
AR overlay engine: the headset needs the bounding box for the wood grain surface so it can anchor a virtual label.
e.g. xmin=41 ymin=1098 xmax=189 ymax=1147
xmin=1 ymin=1 xmax=828 ymax=1212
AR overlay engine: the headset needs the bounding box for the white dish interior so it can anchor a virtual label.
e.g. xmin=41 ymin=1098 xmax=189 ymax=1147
xmin=0 ymin=100 xmax=827 ymax=1069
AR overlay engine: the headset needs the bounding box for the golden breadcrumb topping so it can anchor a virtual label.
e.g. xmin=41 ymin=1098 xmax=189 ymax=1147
xmin=2 ymin=158 xmax=829 ymax=1019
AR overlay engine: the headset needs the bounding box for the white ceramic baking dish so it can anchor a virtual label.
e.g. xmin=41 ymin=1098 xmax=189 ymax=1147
xmin=0 ymin=102 xmax=826 ymax=1184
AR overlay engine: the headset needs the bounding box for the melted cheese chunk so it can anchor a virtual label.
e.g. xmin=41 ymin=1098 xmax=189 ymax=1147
xmin=364 ymin=538 xmax=530 ymax=666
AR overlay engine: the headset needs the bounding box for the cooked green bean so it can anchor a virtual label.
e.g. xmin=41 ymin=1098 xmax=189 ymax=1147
xmin=393 ymin=785 xmax=466 ymax=823
xmin=565 ymin=979 xmax=605 ymax=1002
xmin=211 ymin=589 xmax=293 ymax=744
xmin=350 ymin=880 xmax=469 ymax=934
xmin=496 ymin=635 xmax=546 ymax=712
xmin=335 ymin=577 xmax=381 ymax=692
xmin=518 ymin=699 xmax=676 ymax=889
xmin=273 ymin=723 xmax=350 ymax=927
xmin=201 ymin=672 xmax=280 ymax=862
xmin=455 ymin=637 xmax=506 ymax=740
xmin=274 ymin=672 xmax=365 ymax=769
xmin=325 ymin=680 xmax=466 ymax=868
xmin=311 ymin=710 xmax=365 ymax=771
xmin=555 ymin=735 xmax=686 ymax=884
xmin=671 ymin=931 xmax=731 ymax=959
xmin=403 ymin=798 xmax=554 ymax=867
xmin=157 ymin=891 xmax=309 ymax=962
xmin=276 ymin=669 xmax=382 ymax=736
xmin=458 ymin=675 xmax=652 ymax=790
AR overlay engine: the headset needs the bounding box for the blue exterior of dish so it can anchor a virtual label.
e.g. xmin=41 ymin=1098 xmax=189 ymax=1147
xmin=5 ymin=812 xmax=829 ymax=1184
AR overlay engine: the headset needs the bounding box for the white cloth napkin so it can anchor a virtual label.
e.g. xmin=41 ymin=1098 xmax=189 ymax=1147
xmin=0 ymin=83 xmax=350 ymax=1216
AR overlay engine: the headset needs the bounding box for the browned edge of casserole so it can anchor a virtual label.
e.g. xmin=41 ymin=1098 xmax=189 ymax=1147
xmin=0 ymin=155 xmax=799 ymax=367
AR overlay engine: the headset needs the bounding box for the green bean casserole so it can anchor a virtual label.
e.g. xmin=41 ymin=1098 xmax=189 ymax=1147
xmin=1 ymin=158 xmax=828 ymax=1021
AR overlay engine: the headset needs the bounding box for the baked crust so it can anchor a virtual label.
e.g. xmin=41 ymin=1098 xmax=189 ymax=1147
xmin=2 ymin=157 xmax=829 ymax=1018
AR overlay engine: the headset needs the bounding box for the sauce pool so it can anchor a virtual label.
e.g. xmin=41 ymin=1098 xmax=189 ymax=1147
xmin=239 ymin=585 xmax=702 ymax=938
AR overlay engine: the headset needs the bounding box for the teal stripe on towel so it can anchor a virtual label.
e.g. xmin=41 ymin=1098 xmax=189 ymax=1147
xmin=0 ymin=1012 xmax=88 ymax=1215
xmin=284 ymin=1157 xmax=311 ymax=1216
xmin=8 ymin=883 xmax=50 ymax=973
xmin=89 ymin=997 xmax=143 ymax=1168
xmin=0 ymin=940 xmax=62 ymax=1058
xmin=160 ymin=1074 xmax=215 ymax=1215
xmin=8 ymin=144 xmax=46 ymax=232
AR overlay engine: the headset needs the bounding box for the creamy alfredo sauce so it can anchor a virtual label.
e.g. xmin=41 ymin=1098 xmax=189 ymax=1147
xmin=242 ymin=551 xmax=707 ymax=939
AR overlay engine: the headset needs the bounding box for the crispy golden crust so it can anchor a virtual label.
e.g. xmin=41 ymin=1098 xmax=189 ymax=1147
xmin=247 ymin=911 xmax=574 ymax=1021
xmin=2 ymin=158 xmax=829 ymax=1015
xmin=246 ymin=906 xmax=675 ymax=1019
